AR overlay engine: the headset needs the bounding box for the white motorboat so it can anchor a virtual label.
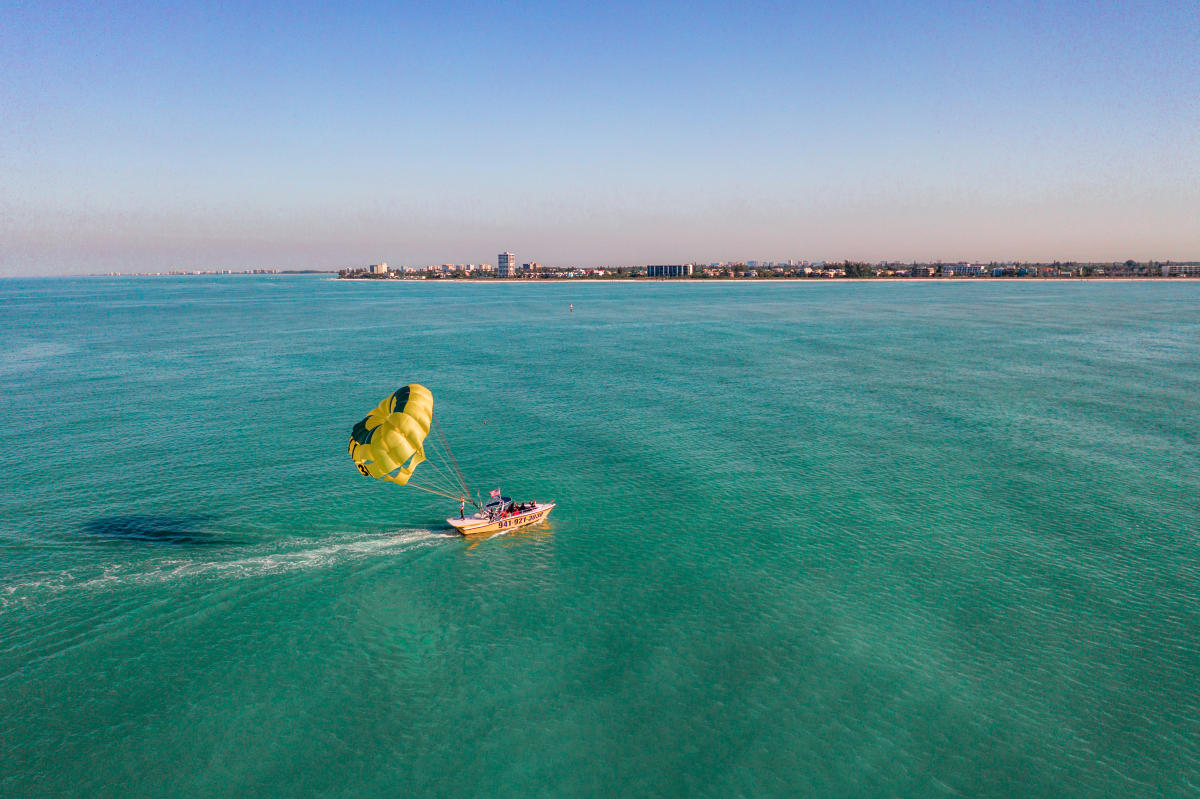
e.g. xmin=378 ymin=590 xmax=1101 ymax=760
xmin=447 ymin=497 xmax=556 ymax=536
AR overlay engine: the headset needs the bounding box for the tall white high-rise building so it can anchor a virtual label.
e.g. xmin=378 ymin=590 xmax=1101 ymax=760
xmin=498 ymin=252 xmax=515 ymax=278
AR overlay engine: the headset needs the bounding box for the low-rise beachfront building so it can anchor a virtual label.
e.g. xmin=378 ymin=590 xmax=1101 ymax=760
xmin=646 ymin=264 xmax=694 ymax=277
xmin=1163 ymin=264 xmax=1200 ymax=276
xmin=943 ymin=263 xmax=983 ymax=276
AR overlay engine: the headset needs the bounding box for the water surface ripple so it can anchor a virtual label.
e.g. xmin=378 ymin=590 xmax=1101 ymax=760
xmin=1 ymin=277 xmax=1198 ymax=797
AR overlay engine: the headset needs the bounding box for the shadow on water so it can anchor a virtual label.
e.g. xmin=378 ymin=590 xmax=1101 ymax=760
xmin=81 ymin=514 xmax=244 ymax=547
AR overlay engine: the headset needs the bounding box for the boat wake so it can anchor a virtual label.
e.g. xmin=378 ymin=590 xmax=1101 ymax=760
xmin=1 ymin=528 xmax=452 ymax=607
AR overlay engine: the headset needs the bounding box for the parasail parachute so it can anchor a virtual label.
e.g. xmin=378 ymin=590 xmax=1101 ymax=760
xmin=348 ymin=384 xmax=433 ymax=484
xmin=349 ymin=384 xmax=475 ymax=504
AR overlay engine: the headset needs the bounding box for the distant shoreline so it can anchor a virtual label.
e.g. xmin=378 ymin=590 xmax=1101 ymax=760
xmin=328 ymin=276 xmax=1194 ymax=284
xmin=29 ymin=272 xmax=1195 ymax=282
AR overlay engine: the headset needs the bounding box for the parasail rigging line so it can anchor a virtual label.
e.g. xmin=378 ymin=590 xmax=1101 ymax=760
xmin=418 ymin=426 xmax=477 ymax=507
xmin=432 ymin=415 xmax=472 ymax=502
xmin=417 ymin=448 xmax=459 ymax=494
xmin=401 ymin=479 xmax=469 ymax=502
xmin=424 ymin=446 xmax=461 ymax=493
xmin=420 ymin=435 xmax=471 ymax=501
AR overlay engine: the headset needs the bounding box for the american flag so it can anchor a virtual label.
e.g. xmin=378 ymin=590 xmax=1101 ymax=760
xmin=490 ymin=488 xmax=501 ymax=498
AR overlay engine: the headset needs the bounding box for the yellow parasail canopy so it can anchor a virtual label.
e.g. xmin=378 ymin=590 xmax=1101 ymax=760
xmin=348 ymin=384 xmax=434 ymax=485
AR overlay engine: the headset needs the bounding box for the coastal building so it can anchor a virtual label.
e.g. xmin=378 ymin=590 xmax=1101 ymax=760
xmin=1163 ymin=264 xmax=1200 ymax=276
xmin=646 ymin=264 xmax=694 ymax=278
xmin=370 ymin=262 xmax=388 ymax=275
xmin=498 ymin=252 xmax=515 ymax=278
xmin=938 ymin=263 xmax=983 ymax=276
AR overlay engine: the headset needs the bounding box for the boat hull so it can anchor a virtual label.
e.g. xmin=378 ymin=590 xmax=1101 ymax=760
xmin=447 ymin=503 xmax=556 ymax=536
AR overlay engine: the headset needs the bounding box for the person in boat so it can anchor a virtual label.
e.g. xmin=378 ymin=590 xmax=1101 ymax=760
xmin=459 ymin=497 xmax=466 ymax=520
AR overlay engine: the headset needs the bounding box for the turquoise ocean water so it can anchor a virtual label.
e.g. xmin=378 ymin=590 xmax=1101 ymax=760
xmin=1 ymin=276 xmax=1198 ymax=797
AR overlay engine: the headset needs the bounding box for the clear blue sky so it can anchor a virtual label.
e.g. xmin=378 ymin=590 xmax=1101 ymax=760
xmin=2 ymin=0 xmax=1198 ymax=274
